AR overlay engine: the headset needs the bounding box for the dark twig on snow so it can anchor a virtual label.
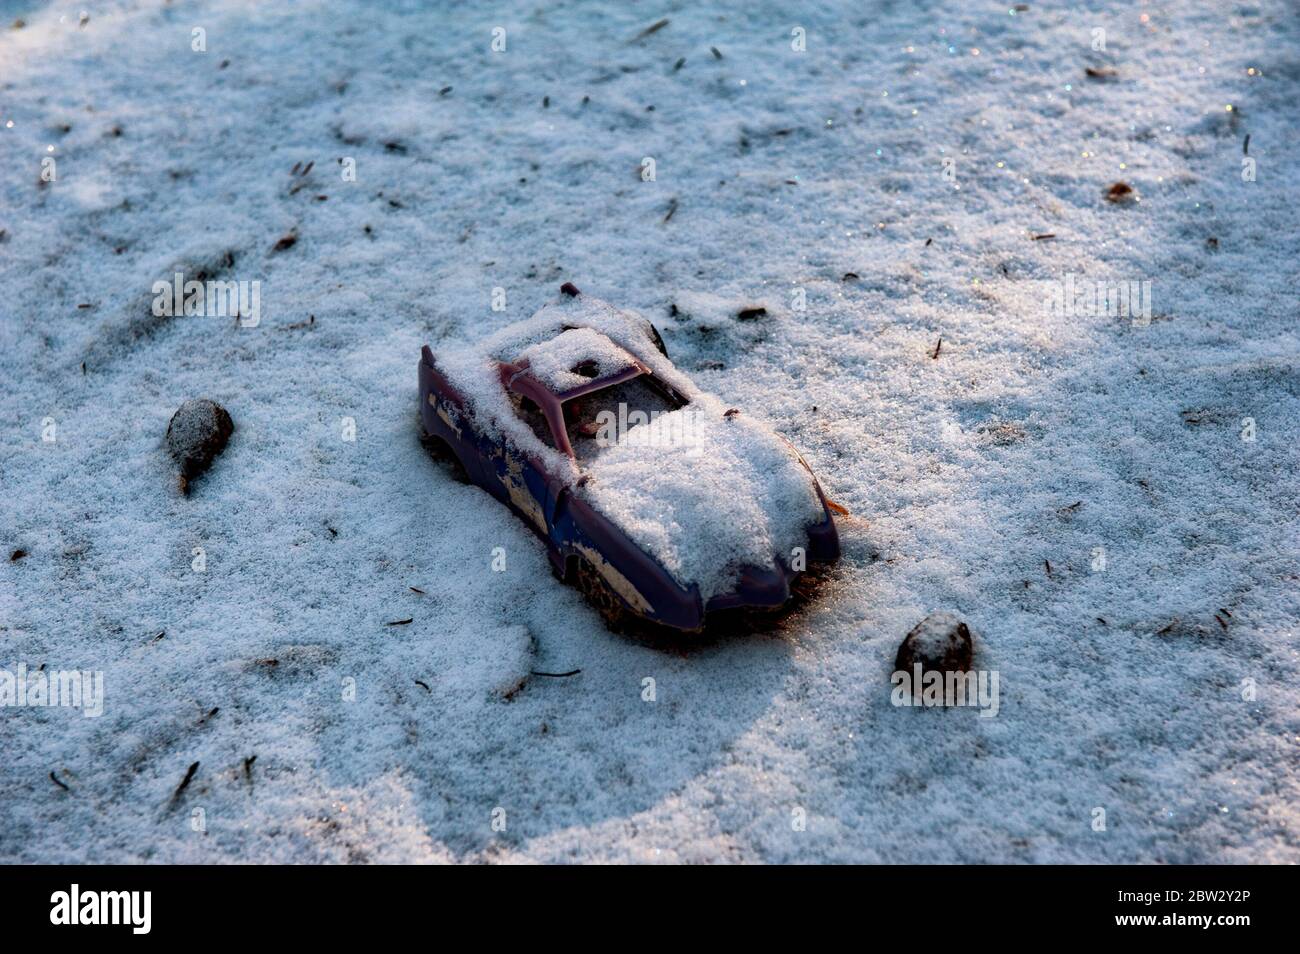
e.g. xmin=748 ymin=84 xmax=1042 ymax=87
xmin=386 ymin=618 xmax=413 ymax=626
xmin=931 ymin=337 xmax=942 ymax=359
xmin=172 ymin=761 xmax=199 ymax=803
xmin=50 ymin=771 xmax=69 ymax=791
xmin=530 ymin=669 xmax=582 ymax=678
xmin=633 ymin=18 xmax=669 ymax=41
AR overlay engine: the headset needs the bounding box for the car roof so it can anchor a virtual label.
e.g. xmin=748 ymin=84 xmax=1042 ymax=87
xmin=504 ymin=327 xmax=652 ymax=401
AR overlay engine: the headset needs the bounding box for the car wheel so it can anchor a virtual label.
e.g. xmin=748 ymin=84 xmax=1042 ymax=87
xmin=574 ymin=556 xmax=628 ymax=631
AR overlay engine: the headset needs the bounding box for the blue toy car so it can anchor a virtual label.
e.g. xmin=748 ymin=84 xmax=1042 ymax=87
xmin=419 ymin=285 xmax=840 ymax=632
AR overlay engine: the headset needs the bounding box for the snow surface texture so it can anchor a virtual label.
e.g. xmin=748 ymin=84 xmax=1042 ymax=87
xmin=1 ymin=1 xmax=1297 ymax=863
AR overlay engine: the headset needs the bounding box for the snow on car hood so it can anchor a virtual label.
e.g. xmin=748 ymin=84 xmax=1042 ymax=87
xmin=579 ymin=396 xmax=825 ymax=600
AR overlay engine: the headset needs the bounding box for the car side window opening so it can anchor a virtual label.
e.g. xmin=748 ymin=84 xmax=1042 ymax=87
xmin=508 ymin=392 xmax=556 ymax=448
xmin=563 ymin=375 xmax=686 ymax=461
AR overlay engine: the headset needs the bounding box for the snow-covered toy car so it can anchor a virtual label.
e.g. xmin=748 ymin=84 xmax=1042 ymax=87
xmin=419 ymin=284 xmax=840 ymax=632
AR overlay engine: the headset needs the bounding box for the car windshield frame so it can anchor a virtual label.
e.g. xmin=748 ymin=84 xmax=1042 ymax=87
xmin=500 ymin=359 xmax=685 ymax=460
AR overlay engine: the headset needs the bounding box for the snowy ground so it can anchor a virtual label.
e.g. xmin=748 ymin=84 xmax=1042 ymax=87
xmin=2 ymin=0 xmax=1298 ymax=863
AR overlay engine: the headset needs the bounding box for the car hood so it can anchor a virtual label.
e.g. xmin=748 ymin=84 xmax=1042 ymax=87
xmin=577 ymin=398 xmax=827 ymax=600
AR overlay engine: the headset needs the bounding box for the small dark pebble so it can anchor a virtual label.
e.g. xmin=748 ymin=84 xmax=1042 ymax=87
xmin=166 ymin=398 xmax=234 ymax=494
xmin=560 ymin=282 xmax=581 ymax=297
xmin=736 ymin=306 xmax=767 ymax=321
xmin=1105 ymin=181 xmax=1135 ymax=203
xmin=895 ymin=612 xmax=974 ymax=687
xmin=10 ymin=549 xmax=27 ymax=561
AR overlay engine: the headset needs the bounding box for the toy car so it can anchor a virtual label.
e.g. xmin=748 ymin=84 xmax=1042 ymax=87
xmin=419 ymin=284 xmax=840 ymax=632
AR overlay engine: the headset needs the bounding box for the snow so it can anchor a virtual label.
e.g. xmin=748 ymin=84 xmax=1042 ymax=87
xmin=2 ymin=0 xmax=1298 ymax=863
xmin=515 ymin=326 xmax=640 ymax=394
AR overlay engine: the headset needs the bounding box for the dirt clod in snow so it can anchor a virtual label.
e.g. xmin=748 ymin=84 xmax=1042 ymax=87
xmin=895 ymin=612 xmax=975 ymax=682
xmin=1104 ymin=181 xmax=1135 ymax=203
xmin=165 ymin=398 xmax=234 ymax=494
